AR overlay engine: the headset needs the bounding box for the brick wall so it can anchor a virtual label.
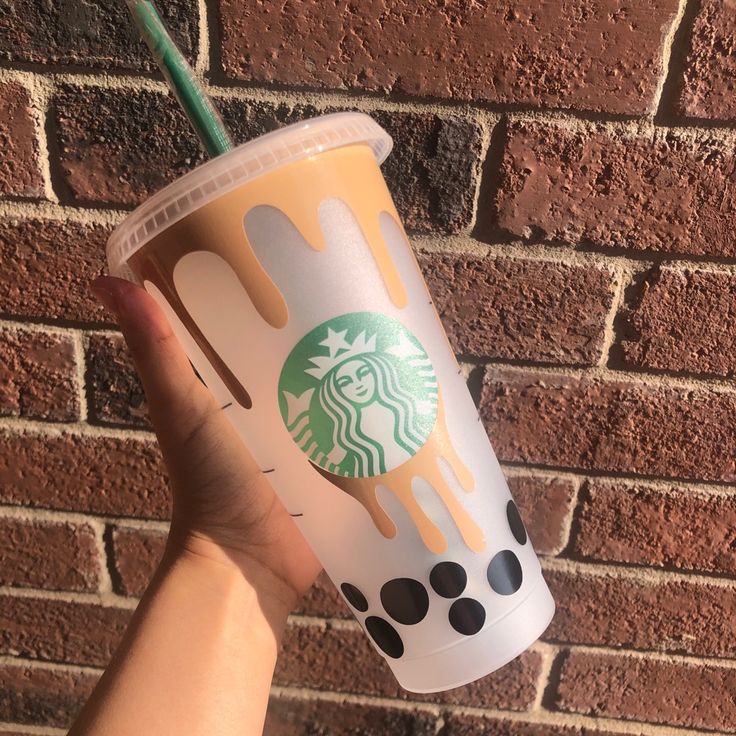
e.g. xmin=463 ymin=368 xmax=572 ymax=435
xmin=1 ymin=1 xmax=735 ymax=734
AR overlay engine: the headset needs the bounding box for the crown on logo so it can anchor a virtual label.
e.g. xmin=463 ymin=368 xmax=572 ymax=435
xmin=304 ymin=327 xmax=377 ymax=380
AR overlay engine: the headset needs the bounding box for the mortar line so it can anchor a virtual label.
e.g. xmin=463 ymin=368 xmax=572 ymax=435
xmin=0 ymin=198 xmax=127 ymax=225
xmin=22 ymin=73 xmax=57 ymax=203
xmin=552 ymin=475 xmax=583 ymax=556
xmin=0 ymin=415 xmax=155 ymax=441
xmin=0 ymin=654 xmax=102 ymax=675
xmin=651 ymin=0 xmax=690 ymax=115
xmin=465 ymin=111 xmax=499 ymax=237
xmin=530 ymin=641 xmax=555 ymax=712
xmin=194 ymin=0 xmax=210 ymax=76
xmin=71 ymin=330 xmax=88 ymax=423
xmin=87 ymin=518 xmax=113 ymax=595
xmin=0 ymin=723 xmax=66 ymax=736
xmin=596 ymin=262 xmax=626 ymax=368
xmin=559 ymin=642 xmax=736 ymax=670
xmin=0 ymin=584 xmax=138 ymax=609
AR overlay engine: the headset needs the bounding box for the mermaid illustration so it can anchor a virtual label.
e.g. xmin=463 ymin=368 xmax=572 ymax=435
xmin=280 ymin=320 xmax=439 ymax=479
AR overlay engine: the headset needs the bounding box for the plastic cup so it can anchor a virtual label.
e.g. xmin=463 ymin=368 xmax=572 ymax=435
xmin=107 ymin=112 xmax=554 ymax=693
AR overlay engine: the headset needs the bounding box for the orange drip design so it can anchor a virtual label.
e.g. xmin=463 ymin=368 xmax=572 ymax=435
xmin=313 ymin=391 xmax=485 ymax=555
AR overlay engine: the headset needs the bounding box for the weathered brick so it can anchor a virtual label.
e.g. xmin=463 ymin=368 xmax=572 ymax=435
xmin=678 ymin=0 xmax=736 ymax=121
xmin=264 ymin=695 xmax=436 ymax=736
xmin=0 ymin=664 xmax=98 ymax=729
xmin=0 ymin=432 xmax=170 ymax=520
xmin=86 ymin=334 xmax=149 ymax=429
xmin=442 ymin=713 xmax=623 ymax=736
xmin=295 ymin=570 xmax=349 ymax=619
xmin=495 ymin=120 xmax=736 ymax=257
xmin=420 ymin=254 xmax=614 ymax=365
xmin=622 ymin=268 xmax=736 ymax=377
xmin=0 ymin=0 xmax=198 ymax=73
xmin=573 ymin=481 xmax=736 ymax=576
xmin=0 ymin=219 xmax=110 ymax=324
xmin=0 ymin=518 xmax=100 ymax=592
xmin=480 ymin=369 xmax=736 ymax=483
xmin=0 ymin=595 xmax=130 ymax=667
xmin=556 ymin=651 xmax=736 ymax=731
xmin=55 ymin=89 xmax=482 ymax=234
xmin=275 ymin=623 xmax=541 ymax=708
xmin=0 ymin=328 xmax=79 ymax=422
xmin=545 ymin=569 xmax=736 ymax=658
xmin=110 ymin=526 xmax=166 ymax=597
xmin=0 ymin=81 xmax=42 ymax=197
xmin=218 ymin=0 xmax=679 ymax=115
xmin=508 ymin=475 xmax=576 ymax=556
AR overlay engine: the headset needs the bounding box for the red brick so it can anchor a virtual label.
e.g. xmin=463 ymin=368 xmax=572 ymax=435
xmin=86 ymin=334 xmax=150 ymax=429
xmin=110 ymin=526 xmax=166 ymax=597
xmin=495 ymin=120 xmax=736 ymax=257
xmin=275 ymin=623 xmax=541 ymax=708
xmin=0 ymin=82 xmax=42 ymax=197
xmin=678 ymin=0 xmax=736 ymax=121
xmin=0 ymin=0 xmax=198 ymax=73
xmin=0 ymin=218 xmax=110 ymax=324
xmin=545 ymin=569 xmax=736 ymax=657
xmin=573 ymin=481 xmax=736 ymax=576
xmin=0 ymin=328 xmax=79 ymax=422
xmin=556 ymin=651 xmax=736 ymax=731
xmin=420 ymin=255 xmax=614 ymax=366
xmin=480 ymin=369 xmax=736 ymax=483
xmin=508 ymin=475 xmax=576 ymax=556
xmin=442 ymin=713 xmax=623 ymax=736
xmin=0 ymin=664 xmax=98 ymax=729
xmin=0 ymin=594 xmax=130 ymax=667
xmin=622 ymin=268 xmax=736 ymax=377
xmin=0 ymin=518 xmax=100 ymax=592
xmin=0 ymin=431 xmax=170 ymax=520
xmin=218 ymin=0 xmax=679 ymax=115
xmin=264 ymin=695 xmax=436 ymax=736
xmin=295 ymin=570 xmax=349 ymax=619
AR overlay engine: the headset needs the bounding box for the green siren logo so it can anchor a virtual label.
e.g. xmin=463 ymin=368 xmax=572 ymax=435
xmin=279 ymin=313 xmax=438 ymax=478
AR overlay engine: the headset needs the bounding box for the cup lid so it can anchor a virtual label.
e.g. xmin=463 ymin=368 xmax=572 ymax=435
xmin=106 ymin=111 xmax=393 ymax=280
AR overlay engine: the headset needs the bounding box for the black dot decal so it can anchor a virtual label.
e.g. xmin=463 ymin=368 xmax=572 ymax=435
xmin=449 ymin=598 xmax=486 ymax=636
xmin=340 ymin=582 xmax=368 ymax=612
xmin=430 ymin=561 xmax=467 ymax=599
xmin=506 ymin=500 xmax=528 ymax=546
xmin=365 ymin=616 xmax=404 ymax=658
xmin=487 ymin=549 xmax=523 ymax=595
xmin=380 ymin=578 xmax=429 ymax=625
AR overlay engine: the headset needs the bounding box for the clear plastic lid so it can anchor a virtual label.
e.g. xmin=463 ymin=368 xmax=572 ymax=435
xmin=106 ymin=111 xmax=393 ymax=279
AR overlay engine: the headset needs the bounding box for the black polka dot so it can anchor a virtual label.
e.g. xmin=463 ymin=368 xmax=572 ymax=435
xmin=365 ymin=616 xmax=404 ymax=658
xmin=340 ymin=582 xmax=368 ymax=612
xmin=380 ymin=578 xmax=429 ymax=625
xmin=487 ymin=550 xmax=523 ymax=595
xmin=506 ymin=500 xmax=528 ymax=545
xmin=430 ymin=561 xmax=467 ymax=599
xmin=449 ymin=598 xmax=486 ymax=636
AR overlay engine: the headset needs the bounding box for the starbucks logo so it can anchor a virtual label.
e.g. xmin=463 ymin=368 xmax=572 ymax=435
xmin=278 ymin=313 xmax=438 ymax=478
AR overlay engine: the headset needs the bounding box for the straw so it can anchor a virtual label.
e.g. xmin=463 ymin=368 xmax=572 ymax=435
xmin=126 ymin=0 xmax=234 ymax=157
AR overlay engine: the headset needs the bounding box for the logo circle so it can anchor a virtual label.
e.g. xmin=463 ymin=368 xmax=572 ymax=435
xmin=278 ymin=312 xmax=438 ymax=478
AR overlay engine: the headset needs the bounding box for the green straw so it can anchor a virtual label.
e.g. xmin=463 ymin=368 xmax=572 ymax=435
xmin=126 ymin=0 xmax=233 ymax=157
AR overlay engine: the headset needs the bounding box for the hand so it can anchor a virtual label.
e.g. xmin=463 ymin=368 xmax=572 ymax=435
xmin=91 ymin=276 xmax=321 ymax=614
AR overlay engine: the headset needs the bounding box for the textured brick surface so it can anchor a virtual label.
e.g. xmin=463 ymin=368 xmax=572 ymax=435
xmin=0 ymin=328 xmax=79 ymax=422
xmin=0 ymin=219 xmax=110 ymax=324
xmin=0 ymin=81 xmax=42 ymax=197
xmin=622 ymin=268 xmax=736 ymax=377
xmin=545 ymin=569 xmax=736 ymax=657
xmin=0 ymin=664 xmax=98 ymax=729
xmin=442 ymin=714 xmax=622 ymax=736
xmin=678 ymin=0 xmax=736 ymax=121
xmin=495 ymin=121 xmax=736 ymax=257
xmin=420 ymin=254 xmax=614 ymax=365
xmin=0 ymin=432 xmax=170 ymax=519
xmin=0 ymin=518 xmax=99 ymax=592
xmin=110 ymin=526 xmax=166 ymax=597
xmin=573 ymin=481 xmax=736 ymax=576
xmin=295 ymin=570 xmax=349 ymax=619
xmin=557 ymin=651 xmax=736 ymax=731
xmin=264 ymin=696 xmax=436 ymax=736
xmin=481 ymin=369 xmax=736 ymax=483
xmin=276 ymin=624 xmax=541 ymax=708
xmin=0 ymin=0 xmax=198 ymax=72
xmin=508 ymin=475 xmax=576 ymax=556
xmin=86 ymin=334 xmax=149 ymax=429
xmin=218 ymin=0 xmax=679 ymax=115
xmin=0 ymin=595 xmax=130 ymax=667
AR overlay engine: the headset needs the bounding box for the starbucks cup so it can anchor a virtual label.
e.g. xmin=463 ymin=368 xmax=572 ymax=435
xmin=107 ymin=112 xmax=554 ymax=693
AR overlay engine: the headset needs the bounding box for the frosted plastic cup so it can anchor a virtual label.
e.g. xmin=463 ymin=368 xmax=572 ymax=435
xmin=107 ymin=112 xmax=555 ymax=693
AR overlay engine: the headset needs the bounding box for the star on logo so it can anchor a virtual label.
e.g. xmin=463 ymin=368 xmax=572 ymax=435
xmin=319 ymin=327 xmax=351 ymax=358
xmin=386 ymin=332 xmax=422 ymax=360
